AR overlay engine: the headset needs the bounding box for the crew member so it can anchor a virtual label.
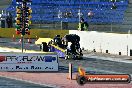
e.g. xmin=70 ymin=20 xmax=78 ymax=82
xmin=78 ymin=18 xmax=89 ymax=31
xmin=6 ymin=12 xmax=13 ymax=28
xmin=53 ymin=35 xmax=62 ymax=47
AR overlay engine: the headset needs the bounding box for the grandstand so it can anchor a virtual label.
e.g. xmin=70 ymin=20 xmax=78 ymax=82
xmin=0 ymin=0 xmax=11 ymax=12
xmin=5 ymin=0 xmax=131 ymax=32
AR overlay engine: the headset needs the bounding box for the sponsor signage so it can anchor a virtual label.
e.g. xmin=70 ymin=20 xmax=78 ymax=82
xmin=77 ymin=74 xmax=131 ymax=85
xmin=0 ymin=53 xmax=58 ymax=71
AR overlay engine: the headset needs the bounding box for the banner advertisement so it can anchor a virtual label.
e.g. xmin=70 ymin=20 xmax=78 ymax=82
xmin=0 ymin=53 xmax=58 ymax=71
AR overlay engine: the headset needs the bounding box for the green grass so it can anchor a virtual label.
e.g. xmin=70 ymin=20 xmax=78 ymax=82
xmin=0 ymin=28 xmax=69 ymax=38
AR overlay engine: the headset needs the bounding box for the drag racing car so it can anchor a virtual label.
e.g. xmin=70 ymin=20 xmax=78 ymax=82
xmin=36 ymin=34 xmax=83 ymax=60
xmin=50 ymin=34 xmax=83 ymax=60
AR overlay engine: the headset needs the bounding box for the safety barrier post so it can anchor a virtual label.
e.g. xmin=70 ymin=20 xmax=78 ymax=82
xmin=67 ymin=63 xmax=72 ymax=80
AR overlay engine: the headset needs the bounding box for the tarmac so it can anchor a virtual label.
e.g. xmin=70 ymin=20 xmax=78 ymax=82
xmin=0 ymin=76 xmax=51 ymax=88
xmin=0 ymin=38 xmax=132 ymax=88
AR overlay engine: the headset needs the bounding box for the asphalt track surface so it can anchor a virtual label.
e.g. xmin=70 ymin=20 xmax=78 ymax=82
xmin=0 ymin=76 xmax=53 ymax=88
xmin=0 ymin=38 xmax=132 ymax=74
xmin=59 ymin=55 xmax=132 ymax=75
xmin=2 ymin=39 xmax=131 ymax=74
xmin=0 ymin=38 xmax=40 ymax=51
xmin=0 ymin=38 xmax=53 ymax=88
xmin=0 ymin=38 xmax=132 ymax=87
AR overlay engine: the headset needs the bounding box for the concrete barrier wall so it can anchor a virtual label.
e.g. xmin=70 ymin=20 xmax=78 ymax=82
xmin=69 ymin=30 xmax=132 ymax=56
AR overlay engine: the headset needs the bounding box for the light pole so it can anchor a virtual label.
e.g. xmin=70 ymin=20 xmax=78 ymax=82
xmin=78 ymin=8 xmax=81 ymax=22
xmin=78 ymin=8 xmax=83 ymax=22
xmin=21 ymin=35 xmax=24 ymax=53
xmin=127 ymin=30 xmax=130 ymax=56
xmin=58 ymin=10 xmax=62 ymax=29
